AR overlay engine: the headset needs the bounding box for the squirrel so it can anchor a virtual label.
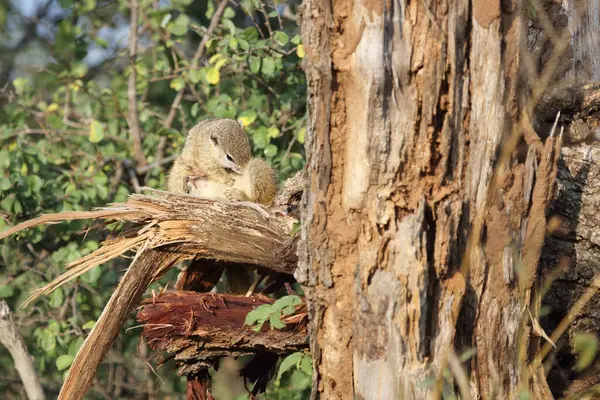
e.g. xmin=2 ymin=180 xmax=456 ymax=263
xmin=167 ymin=118 xmax=252 ymax=194
xmin=187 ymin=157 xmax=278 ymax=206
xmin=168 ymin=117 xmax=278 ymax=295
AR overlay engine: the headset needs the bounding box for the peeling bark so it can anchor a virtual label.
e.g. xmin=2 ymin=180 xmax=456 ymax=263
xmin=299 ymin=0 xmax=570 ymax=399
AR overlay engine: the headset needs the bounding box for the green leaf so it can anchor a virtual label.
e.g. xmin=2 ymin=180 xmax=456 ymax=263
xmin=189 ymin=69 xmax=202 ymax=84
xmin=299 ymin=354 xmax=313 ymax=375
xmin=82 ymin=320 xmax=96 ymax=330
xmin=249 ymin=57 xmax=261 ymax=74
xmin=82 ymin=0 xmax=95 ymax=11
xmin=291 ymin=34 xmax=302 ymax=45
xmin=49 ymin=288 xmax=64 ymax=308
xmin=238 ymin=111 xmax=257 ymax=127
xmin=89 ymin=119 xmax=104 ymax=143
xmin=160 ymin=14 xmax=172 ymax=28
xmin=27 ymin=175 xmax=43 ymax=192
xmin=82 ymin=266 xmax=101 ymax=285
xmin=191 ymin=102 xmax=200 ymax=117
xmin=252 ymin=128 xmax=269 ymax=149
xmin=0 ymin=285 xmax=14 ymax=298
xmin=0 ymin=178 xmax=11 ymax=190
xmin=206 ymin=67 xmax=220 ymax=85
xmin=274 ymin=31 xmax=289 ymax=46
xmin=277 ymin=352 xmax=303 ymax=381
xmin=229 ymin=37 xmax=238 ymax=50
xmin=170 ymin=77 xmax=185 ymax=91
xmin=168 ymin=14 xmax=189 ymax=36
xmin=252 ymin=321 xmax=265 ymax=332
xmin=296 ymin=127 xmax=306 ymax=144
xmin=290 ymin=221 xmax=301 ymax=237
xmin=68 ymin=337 xmax=84 ymax=356
xmin=239 ymin=38 xmax=250 ymax=51
xmin=96 ymin=184 xmax=108 ymax=200
xmin=56 ymin=354 xmax=74 ymax=371
xmin=269 ymin=312 xmax=286 ymax=329
xmin=244 ymin=304 xmax=272 ymax=326
xmin=273 ymin=295 xmax=302 ymax=315
xmin=574 ymin=332 xmax=598 ymax=371
xmin=264 ymin=144 xmax=278 ymax=158
xmin=39 ymin=329 xmax=56 ymax=352
xmin=261 ymin=57 xmax=275 ymax=75
xmin=13 ymin=77 xmax=29 ymax=95
xmin=267 ymin=127 xmax=280 ymax=138
xmin=72 ymin=63 xmax=88 ymax=78
xmin=0 ymin=150 xmax=9 ymax=168
xmin=214 ymin=58 xmax=228 ymax=70
xmin=223 ymin=6 xmax=236 ymax=19
xmin=223 ymin=19 xmax=236 ymax=35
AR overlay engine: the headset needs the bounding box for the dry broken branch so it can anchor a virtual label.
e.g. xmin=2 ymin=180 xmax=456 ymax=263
xmin=0 ymin=189 xmax=298 ymax=307
xmin=137 ymin=292 xmax=308 ymax=375
xmin=138 ymin=292 xmax=308 ymax=398
xmin=0 ymin=183 xmax=301 ymax=400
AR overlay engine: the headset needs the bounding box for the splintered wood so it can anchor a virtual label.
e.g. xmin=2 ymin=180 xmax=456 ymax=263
xmin=137 ymin=291 xmax=308 ymax=375
xmin=0 ymin=176 xmax=304 ymax=400
xmin=5 ymin=188 xmax=298 ymax=307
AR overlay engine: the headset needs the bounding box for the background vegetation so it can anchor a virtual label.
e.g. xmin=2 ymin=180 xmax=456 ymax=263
xmin=0 ymin=0 xmax=308 ymax=397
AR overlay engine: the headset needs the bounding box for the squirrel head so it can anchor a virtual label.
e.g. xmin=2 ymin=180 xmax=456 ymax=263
xmin=184 ymin=118 xmax=252 ymax=174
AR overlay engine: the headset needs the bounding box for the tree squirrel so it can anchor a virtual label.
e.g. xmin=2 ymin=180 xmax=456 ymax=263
xmin=168 ymin=117 xmax=278 ymax=295
xmin=187 ymin=157 xmax=278 ymax=206
xmin=167 ymin=118 xmax=253 ymax=194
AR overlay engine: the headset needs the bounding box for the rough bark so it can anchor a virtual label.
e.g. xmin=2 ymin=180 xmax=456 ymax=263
xmin=542 ymin=144 xmax=600 ymax=396
xmin=298 ymin=0 xmax=567 ymax=399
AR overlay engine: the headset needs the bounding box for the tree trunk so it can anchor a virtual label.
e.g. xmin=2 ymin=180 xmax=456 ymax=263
xmin=298 ymin=1 xmax=570 ymax=399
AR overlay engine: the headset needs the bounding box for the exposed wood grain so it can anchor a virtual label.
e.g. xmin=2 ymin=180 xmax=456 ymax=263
xmin=58 ymin=245 xmax=184 ymax=400
xmin=137 ymin=292 xmax=308 ymax=375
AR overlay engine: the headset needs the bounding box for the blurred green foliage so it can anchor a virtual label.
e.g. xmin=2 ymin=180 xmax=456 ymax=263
xmin=0 ymin=0 xmax=307 ymax=397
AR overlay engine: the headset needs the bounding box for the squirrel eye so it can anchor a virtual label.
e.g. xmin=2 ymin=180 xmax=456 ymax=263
xmin=211 ymin=134 xmax=219 ymax=146
xmin=226 ymin=154 xmax=234 ymax=162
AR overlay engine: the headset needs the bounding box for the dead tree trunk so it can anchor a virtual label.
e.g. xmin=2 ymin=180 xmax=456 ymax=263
xmin=298 ymin=1 xmax=570 ymax=399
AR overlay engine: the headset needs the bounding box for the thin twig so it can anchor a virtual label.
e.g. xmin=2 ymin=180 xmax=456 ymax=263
xmin=124 ymin=159 xmax=142 ymax=193
xmin=127 ymin=0 xmax=147 ymax=168
xmin=0 ymin=301 xmax=46 ymax=400
xmin=163 ymin=0 xmax=229 ymax=130
xmin=136 ymin=154 xmax=177 ymax=175
xmin=258 ymin=0 xmax=274 ymax=39
xmin=273 ymin=0 xmax=284 ymax=31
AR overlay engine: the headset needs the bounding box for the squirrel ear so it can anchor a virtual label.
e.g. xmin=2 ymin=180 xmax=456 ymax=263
xmin=237 ymin=119 xmax=245 ymax=129
xmin=210 ymin=133 xmax=219 ymax=145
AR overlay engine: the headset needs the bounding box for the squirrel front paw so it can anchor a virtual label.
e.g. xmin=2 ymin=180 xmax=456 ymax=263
xmin=223 ymin=188 xmax=248 ymax=202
